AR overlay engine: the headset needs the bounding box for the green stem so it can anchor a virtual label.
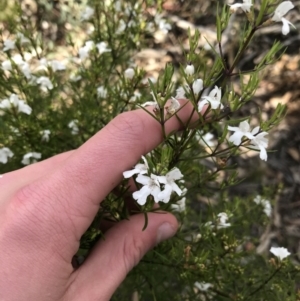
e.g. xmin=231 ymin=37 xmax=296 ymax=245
xmin=219 ymin=25 xmax=258 ymax=88
xmin=228 ymin=27 xmax=257 ymax=75
xmin=246 ymin=266 xmax=282 ymax=299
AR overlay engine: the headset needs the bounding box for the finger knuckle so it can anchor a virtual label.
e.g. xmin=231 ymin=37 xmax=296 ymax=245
xmin=109 ymin=111 xmax=147 ymax=150
xmin=122 ymin=234 xmax=145 ymax=271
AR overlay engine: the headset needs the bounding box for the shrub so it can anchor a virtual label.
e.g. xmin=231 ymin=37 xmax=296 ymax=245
xmin=1 ymin=0 xmax=299 ymax=300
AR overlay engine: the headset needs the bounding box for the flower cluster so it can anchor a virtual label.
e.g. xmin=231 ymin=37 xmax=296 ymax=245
xmin=230 ymin=1 xmax=295 ymax=35
xmin=78 ymin=40 xmax=111 ymax=61
xmin=254 ymin=195 xmax=272 ymax=217
xmin=228 ymin=120 xmax=269 ymax=161
xmin=272 ymin=1 xmax=295 ymax=35
xmin=0 ymin=94 xmax=32 ymax=115
xmin=0 ymin=147 xmax=42 ymax=166
xmin=183 ymin=64 xmax=224 ymax=112
xmin=123 ymin=156 xmax=184 ymax=205
xmin=142 ymin=91 xmax=181 ymax=116
xmin=1 ymin=52 xmax=58 ymax=91
xmin=206 ymin=212 xmax=231 ymax=230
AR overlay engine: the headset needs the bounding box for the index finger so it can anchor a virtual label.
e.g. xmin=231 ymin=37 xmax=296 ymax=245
xmin=13 ymin=100 xmax=199 ymax=251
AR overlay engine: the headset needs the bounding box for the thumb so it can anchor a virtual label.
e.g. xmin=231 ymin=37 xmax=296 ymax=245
xmin=68 ymin=212 xmax=178 ymax=301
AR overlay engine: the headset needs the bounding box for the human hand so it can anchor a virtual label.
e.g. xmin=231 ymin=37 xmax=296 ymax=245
xmin=0 ymin=100 xmax=197 ymax=301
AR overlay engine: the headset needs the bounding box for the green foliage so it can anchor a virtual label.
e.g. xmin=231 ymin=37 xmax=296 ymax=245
xmin=0 ymin=0 xmax=298 ymax=300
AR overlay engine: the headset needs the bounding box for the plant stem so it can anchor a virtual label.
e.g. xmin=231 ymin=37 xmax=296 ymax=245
xmin=246 ymin=266 xmax=282 ymax=299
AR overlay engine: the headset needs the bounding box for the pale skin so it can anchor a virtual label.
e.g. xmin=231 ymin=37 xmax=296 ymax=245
xmin=0 ymin=100 xmax=199 ymax=301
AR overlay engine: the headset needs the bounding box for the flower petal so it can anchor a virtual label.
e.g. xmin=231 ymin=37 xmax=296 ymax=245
xmin=158 ymin=185 xmax=173 ymax=203
xmin=133 ymin=186 xmax=151 ymax=205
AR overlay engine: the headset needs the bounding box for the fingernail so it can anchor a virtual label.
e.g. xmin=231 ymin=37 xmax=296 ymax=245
xmin=156 ymin=222 xmax=177 ymax=244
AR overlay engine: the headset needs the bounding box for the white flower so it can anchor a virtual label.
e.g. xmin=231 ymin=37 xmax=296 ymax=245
xmin=171 ymin=197 xmax=186 ymax=212
xmin=0 ymin=147 xmax=14 ymax=164
xmin=129 ymin=91 xmax=141 ymax=103
xmin=124 ymin=68 xmax=135 ymax=79
xmin=39 ymin=58 xmax=48 ymax=69
xmin=198 ymin=85 xmax=223 ymax=112
xmin=192 ymin=79 xmax=203 ymax=95
xmin=11 ymin=54 xmax=25 ymax=65
xmin=10 ymin=126 xmax=20 ymax=136
xmin=19 ymin=62 xmax=32 ymax=79
xmin=36 ymin=76 xmax=53 ymax=91
xmin=68 ymin=120 xmax=79 ymax=135
xmin=146 ymin=22 xmax=155 ymax=33
xmin=194 ymin=282 xmax=213 ymax=292
xmin=40 ymin=129 xmax=51 ymax=142
xmin=185 ymin=64 xmax=195 ymax=76
xmin=229 ymin=0 xmax=252 ymax=13
xmin=167 ymin=97 xmax=180 ymax=115
xmin=96 ymin=42 xmax=111 ymax=54
xmin=132 ymin=174 xmax=161 ymax=205
xmin=117 ymin=19 xmax=127 ymax=34
xmin=146 ymin=77 xmax=157 ymax=84
xmin=70 ymin=73 xmax=82 ymax=82
xmin=0 ymin=99 xmax=11 ymax=113
xmin=217 ymin=212 xmax=231 ymax=229
xmin=39 ymin=58 xmax=65 ymax=72
xmin=199 ymin=132 xmax=215 ymax=147
xmin=228 ymin=120 xmax=256 ymax=145
xmin=272 ymin=1 xmax=295 ymax=35
xmin=79 ymin=40 xmax=95 ymax=60
xmin=3 ymin=39 xmax=16 ymax=51
xmin=141 ymin=101 xmax=157 ymax=108
xmin=141 ymin=91 xmax=160 ymax=109
xmin=157 ymin=19 xmax=172 ymax=34
xmin=21 ymin=152 xmax=42 ymax=165
xmin=17 ymin=99 xmax=32 ymax=115
xmin=10 ymin=56 xmax=32 ymax=78
xmin=81 ymin=6 xmax=95 ymax=21
xmin=270 ymin=246 xmax=291 ymax=260
xmin=142 ymin=77 xmax=157 ymax=85
xmin=1 ymin=60 xmax=12 ymax=71
xmin=205 ymin=212 xmax=231 ymax=230
xmin=50 ymin=60 xmax=66 ymax=72
xmin=123 ymin=156 xmax=149 ymax=178
xmin=141 ymin=101 xmax=158 ymax=107
xmin=0 ymin=94 xmax=32 ymax=115
xmin=228 ymin=121 xmax=269 ymax=160
xmin=97 ymin=86 xmax=107 ymax=98
xmin=157 ymin=168 xmax=183 ymax=203
xmin=175 ymin=86 xmax=186 ymax=99
xmin=154 ymin=15 xmax=171 ymax=34
xmin=254 ymin=195 xmax=272 ymax=217
xmin=249 ymin=127 xmax=269 ymax=161
xmin=16 ymin=33 xmax=30 ymax=44
xmin=114 ymin=1 xmax=122 ymax=12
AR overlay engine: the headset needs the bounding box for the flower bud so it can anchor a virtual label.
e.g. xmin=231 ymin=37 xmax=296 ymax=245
xmin=167 ymin=97 xmax=180 ymax=115
xmin=124 ymin=68 xmax=135 ymax=79
xmin=185 ymin=64 xmax=194 ymax=76
xmin=192 ymin=79 xmax=203 ymax=94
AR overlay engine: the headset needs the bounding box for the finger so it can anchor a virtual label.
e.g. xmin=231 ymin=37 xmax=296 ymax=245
xmin=13 ymin=100 xmax=199 ymax=251
xmin=66 ymin=212 xmax=178 ymax=301
xmin=0 ymin=151 xmax=74 ymax=204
